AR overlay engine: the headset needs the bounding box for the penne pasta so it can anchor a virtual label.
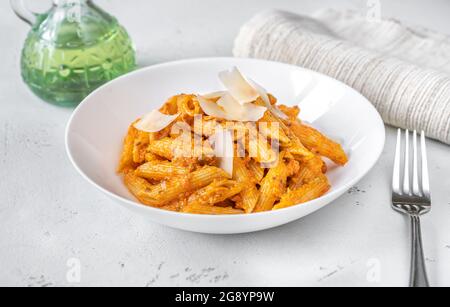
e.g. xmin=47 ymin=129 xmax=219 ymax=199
xmin=118 ymin=76 xmax=347 ymax=215
xmin=263 ymin=110 xmax=314 ymax=160
xmin=117 ymin=123 xmax=138 ymax=173
xmin=277 ymin=104 xmax=300 ymax=120
xmin=135 ymin=166 xmax=230 ymax=207
xmin=233 ymin=158 xmax=260 ymax=213
xmin=124 ymin=171 xmax=160 ymax=206
xmin=247 ymin=127 xmax=278 ymax=166
xmin=286 ymin=159 xmax=301 ymax=177
xmin=289 ymin=156 xmax=326 ymax=189
xmin=290 ymin=121 xmax=348 ymax=165
xmin=144 ymin=152 xmax=160 ymax=163
xmin=184 ymin=179 xmax=243 ymax=208
xmin=132 ymin=130 xmax=150 ymax=164
xmin=147 ymin=137 xmax=175 ymax=160
xmin=248 ymin=159 xmax=266 ymax=180
xmin=274 ymin=176 xmax=331 ymax=210
xmin=177 ymin=94 xmax=202 ymax=118
xmin=258 ymin=114 xmax=291 ymax=145
xmin=159 ymin=95 xmax=179 ymax=115
xmin=135 ymin=161 xmax=190 ymax=180
xmin=254 ymin=156 xmax=288 ymax=212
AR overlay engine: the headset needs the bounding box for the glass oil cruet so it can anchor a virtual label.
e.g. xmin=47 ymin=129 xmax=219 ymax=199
xmin=11 ymin=0 xmax=137 ymax=107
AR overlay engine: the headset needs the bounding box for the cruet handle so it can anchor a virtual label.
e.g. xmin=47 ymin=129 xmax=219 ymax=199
xmin=10 ymin=0 xmax=37 ymax=26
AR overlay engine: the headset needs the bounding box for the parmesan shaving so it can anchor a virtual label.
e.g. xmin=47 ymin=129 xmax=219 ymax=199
xmin=219 ymin=67 xmax=259 ymax=104
xmin=134 ymin=110 xmax=179 ymax=133
xmin=197 ymin=95 xmax=228 ymax=119
xmin=217 ymin=93 xmax=267 ymax=122
xmin=202 ymin=91 xmax=227 ymax=99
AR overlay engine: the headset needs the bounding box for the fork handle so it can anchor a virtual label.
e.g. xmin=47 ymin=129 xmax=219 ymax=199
xmin=410 ymin=215 xmax=429 ymax=287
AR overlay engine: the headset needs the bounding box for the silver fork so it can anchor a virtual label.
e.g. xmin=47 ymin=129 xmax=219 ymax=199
xmin=392 ymin=129 xmax=431 ymax=287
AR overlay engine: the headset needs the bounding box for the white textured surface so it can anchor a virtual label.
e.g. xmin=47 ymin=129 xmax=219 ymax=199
xmin=1 ymin=0 xmax=450 ymax=287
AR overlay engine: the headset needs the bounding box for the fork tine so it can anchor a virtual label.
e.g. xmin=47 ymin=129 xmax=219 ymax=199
xmin=421 ymin=131 xmax=430 ymax=198
xmin=403 ymin=130 xmax=411 ymax=195
xmin=412 ymin=131 xmax=421 ymax=196
xmin=393 ymin=129 xmax=402 ymax=194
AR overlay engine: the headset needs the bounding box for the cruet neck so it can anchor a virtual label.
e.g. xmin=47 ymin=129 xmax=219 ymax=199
xmin=53 ymin=0 xmax=90 ymax=6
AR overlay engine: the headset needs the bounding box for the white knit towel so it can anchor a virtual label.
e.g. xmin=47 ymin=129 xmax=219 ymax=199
xmin=233 ymin=9 xmax=450 ymax=144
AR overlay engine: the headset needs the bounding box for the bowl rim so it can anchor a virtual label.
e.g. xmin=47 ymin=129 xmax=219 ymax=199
xmin=65 ymin=56 xmax=386 ymax=220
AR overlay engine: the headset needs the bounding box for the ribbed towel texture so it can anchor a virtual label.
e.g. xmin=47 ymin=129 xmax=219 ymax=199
xmin=233 ymin=9 xmax=450 ymax=144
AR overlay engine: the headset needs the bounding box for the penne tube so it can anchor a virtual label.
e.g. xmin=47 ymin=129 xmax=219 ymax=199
xmin=117 ymin=123 xmax=138 ymax=173
xmin=258 ymin=113 xmax=291 ymax=145
xmin=136 ymin=177 xmax=190 ymax=207
xmin=136 ymin=166 xmax=230 ymax=207
xmin=135 ymin=161 xmax=189 ymax=180
xmin=286 ymin=159 xmax=301 ymax=177
xmin=277 ymin=104 xmax=300 ymax=120
xmin=254 ymin=157 xmax=288 ymax=212
xmin=177 ymin=94 xmax=201 ymax=118
xmin=274 ymin=176 xmax=331 ymax=210
xmin=263 ymin=110 xmax=314 ymax=160
xmin=289 ymin=156 xmax=326 ymax=190
xmin=159 ymin=95 xmax=179 ymax=115
xmin=124 ymin=171 xmax=160 ymax=207
xmin=149 ymin=135 xmax=215 ymax=161
xmin=147 ymin=137 xmax=175 ymax=160
xmin=247 ymin=127 xmax=279 ymax=165
xmin=248 ymin=159 xmax=266 ymax=180
xmin=185 ymin=179 xmax=244 ymax=207
xmin=233 ymin=158 xmax=260 ymax=213
xmin=290 ymin=121 xmax=348 ymax=165
xmin=189 ymin=166 xmax=231 ymax=187
xmin=144 ymin=152 xmax=160 ymax=163
xmin=132 ymin=130 xmax=150 ymax=164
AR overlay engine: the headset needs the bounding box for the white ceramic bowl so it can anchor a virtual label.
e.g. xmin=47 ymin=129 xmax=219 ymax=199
xmin=66 ymin=57 xmax=385 ymax=234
